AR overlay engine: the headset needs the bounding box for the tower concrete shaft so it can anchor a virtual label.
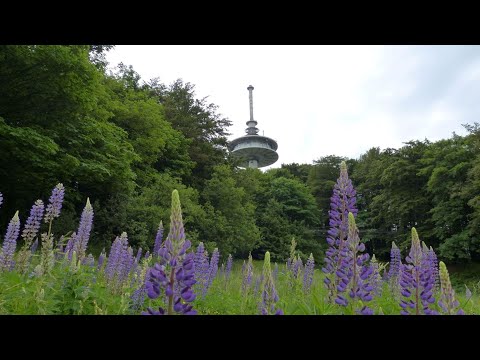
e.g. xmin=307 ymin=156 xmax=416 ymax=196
xmin=246 ymin=85 xmax=259 ymax=135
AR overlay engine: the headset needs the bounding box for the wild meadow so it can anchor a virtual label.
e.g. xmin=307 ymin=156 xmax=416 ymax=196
xmin=2 ymin=46 xmax=480 ymax=315
xmin=0 ymin=162 xmax=477 ymax=315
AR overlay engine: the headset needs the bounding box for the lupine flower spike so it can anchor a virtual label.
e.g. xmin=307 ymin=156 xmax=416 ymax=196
xmin=260 ymin=251 xmax=283 ymax=315
xmin=153 ymin=220 xmax=163 ymax=256
xmin=17 ymin=200 xmax=44 ymax=273
xmin=225 ymin=254 xmax=233 ymax=282
xmin=70 ymin=198 xmax=94 ymax=261
xmin=0 ymin=211 xmax=20 ymax=272
xmin=44 ymin=183 xmax=65 ymax=224
xmin=399 ymin=228 xmax=437 ymax=315
xmin=204 ymin=248 xmax=219 ymax=297
xmin=370 ymin=255 xmax=383 ymax=297
xmin=242 ymin=253 xmax=253 ymax=296
xmin=387 ymin=241 xmax=402 ymax=298
xmin=323 ymin=161 xmax=358 ymax=302
xmin=194 ymin=243 xmax=209 ymax=297
xmin=438 ymin=261 xmax=464 ymax=315
xmin=303 ymin=253 xmax=315 ymax=293
xmin=335 ymin=213 xmax=374 ymax=315
xmin=144 ymin=190 xmax=197 ymax=315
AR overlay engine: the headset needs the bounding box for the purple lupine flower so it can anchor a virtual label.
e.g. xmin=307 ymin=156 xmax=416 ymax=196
xmin=64 ymin=233 xmax=76 ymax=260
xmin=273 ymin=262 xmax=279 ymax=282
xmin=97 ymin=249 xmax=106 ymax=270
xmin=323 ymin=161 xmax=358 ymax=302
xmin=129 ymin=247 xmax=143 ymax=276
xmin=145 ymin=240 xmax=197 ymax=315
xmin=21 ymin=200 xmax=44 ymax=246
xmin=135 ymin=247 xmax=143 ymax=264
xmin=428 ymin=246 xmax=439 ymax=291
xmin=335 ymin=213 xmax=374 ymax=314
xmin=70 ymin=198 xmax=94 ymax=261
xmin=242 ymin=254 xmax=254 ymax=296
xmin=109 ymin=233 xmax=131 ymax=288
xmin=370 ymin=254 xmax=382 ymax=297
xmin=438 ymin=261 xmax=464 ymax=315
xmin=225 ymin=254 xmax=233 ymax=282
xmin=399 ymin=228 xmax=437 ymax=315
xmin=144 ymin=190 xmax=197 ymax=315
xmin=44 ymin=183 xmax=65 ymax=223
xmin=386 ymin=241 xmax=402 ymax=299
xmin=259 ymin=251 xmax=283 ymax=315
xmin=194 ymin=242 xmax=205 ymax=271
xmin=104 ymin=233 xmax=126 ymax=288
xmin=131 ymin=280 xmax=148 ymax=311
xmin=117 ymin=246 xmax=135 ymax=287
xmin=254 ymin=274 xmax=263 ymax=297
xmin=131 ymin=286 xmax=146 ymax=310
xmin=153 ymin=221 xmax=164 ymax=256
xmin=387 ymin=241 xmax=402 ymax=279
xmin=194 ymin=243 xmax=209 ymax=297
xmin=82 ymin=253 xmax=95 ymax=267
xmin=286 ymin=258 xmax=292 ymax=272
xmin=17 ymin=200 xmax=45 ymax=273
xmin=144 ymin=251 xmax=150 ymax=259
xmin=105 ymin=237 xmax=122 ymax=277
xmin=0 ymin=211 xmax=20 ymax=272
xmin=293 ymin=256 xmax=303 ymax=279
xmin=303 ymin=253 xmax=315 ymax=293
xmin=31 ymin=238 xmax=39 ymax=254
xmin=204 ymin=248 xmax=219 ymax=297
xmin=40 ymin=231 xmax=55 ymax=275
xmin=286 ymin=237 xmax=297 ymax=273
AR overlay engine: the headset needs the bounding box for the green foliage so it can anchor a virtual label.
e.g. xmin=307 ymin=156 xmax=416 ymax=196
xmin=121 ymin=172 xmax=205 ymax=250
xmin=351 ymin=142 xmax=432 ymax=258
xmin=148 ymin=79 xmax=232 ymax=188
xmin=200 ymin=165 xmax=260 ymax=258
xmin=106 ymin=67 xmax=194 ymax=180
xmin=419 ymin=134 xmax=477 ymax=260
xmin=255 ymin=173 xmax=321 ymax=261
xmin=0 ymin=45 xmax=137 ymax=240
xmin=281 ymin=163 xmax=313 ymax=184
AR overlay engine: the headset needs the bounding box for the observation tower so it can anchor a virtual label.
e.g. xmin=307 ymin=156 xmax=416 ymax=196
xmin=228 ymin=85 xmax=279 ymax=168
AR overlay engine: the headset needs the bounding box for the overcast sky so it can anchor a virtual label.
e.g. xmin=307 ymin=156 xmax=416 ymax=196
xmin=106 ymin=45 xmax=480 ymax=169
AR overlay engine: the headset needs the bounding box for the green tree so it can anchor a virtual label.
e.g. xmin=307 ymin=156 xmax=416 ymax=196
xmin=200 ymin=165 xmax=260 ymax=258
xmin=105 ymin=66 xmax=194 ymax=182
xmin=419 ymin=128 xmax=480 ymax=261
xmin=307 ymin=155 xmax=348 ymax=229
xmin=0 ymin=46 xmax=137 ymax=240
xmin=149 ymin=79 xmax=232 ymax=188
xmin=255 ymin=173 xmax=321 ymax=261
xmin=352 ymin=142 xmax=432 ymax=258
xmin=281 ymin=163 xmax=312 ymax=184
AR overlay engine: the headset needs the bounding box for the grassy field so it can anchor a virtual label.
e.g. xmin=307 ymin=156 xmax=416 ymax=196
xmin=1 ymin=254 xmax=476 ymax=315
xmin=193 ymin=260 xmax=480 ymax=315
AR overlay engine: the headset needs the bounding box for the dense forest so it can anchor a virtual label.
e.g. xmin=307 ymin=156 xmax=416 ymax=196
xmin=1 ymin=45 xmax=479 ymax=265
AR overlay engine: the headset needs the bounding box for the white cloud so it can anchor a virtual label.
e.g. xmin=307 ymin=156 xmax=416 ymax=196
xmin=106 ymin=45 xmax=479 ymax=169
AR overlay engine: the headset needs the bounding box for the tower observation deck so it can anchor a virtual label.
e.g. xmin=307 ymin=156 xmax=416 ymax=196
xmin=228 ymin=85 xmax=279 ymax=168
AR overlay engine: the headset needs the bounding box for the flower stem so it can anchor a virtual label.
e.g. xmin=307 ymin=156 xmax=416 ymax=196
xmin=168 ymin=266 xmax=175 ymax=315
